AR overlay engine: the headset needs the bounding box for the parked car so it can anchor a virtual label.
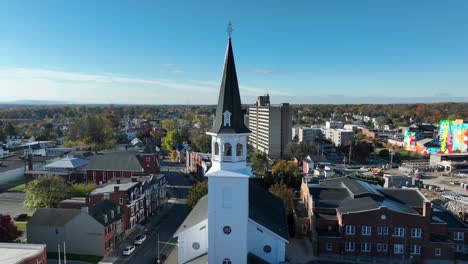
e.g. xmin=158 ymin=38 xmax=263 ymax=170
xmin=134 ymin=235 xmax=147 ymax=245
xmin=122 ymin=246 xmax=136 ymax=256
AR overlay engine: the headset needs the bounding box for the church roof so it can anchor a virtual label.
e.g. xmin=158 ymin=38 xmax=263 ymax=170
xmin=209 ymin=37 xmax=250 ymax=134
xmin=174 ymin=181 xmax=288 ymax=241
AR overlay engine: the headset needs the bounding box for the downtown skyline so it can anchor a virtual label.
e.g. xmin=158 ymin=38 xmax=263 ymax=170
xmin=1 ymin=0 xmax=468 ymax=104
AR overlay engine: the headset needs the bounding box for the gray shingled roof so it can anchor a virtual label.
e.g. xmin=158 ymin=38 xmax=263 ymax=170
xmin=28 ymin=208 xmax=81 ymax=227
xmin=378 ymin=188 xmax=426 ymax=208
xmin=432 ymin=207 xmax=468 ymax=229
xmin=86 ymin=151 xmax=143 ymax=171
xmin=249 ymin=182 xmax=289 ymax=240
xmin=175 ymin=195 xmax=208 ymax=235
xmin=88 ymin=199 xmax=123 ymax=227
xmin=174 ymin=182 xmax=288 ymax=241
xmin=209 ymin=37 xmax=250 ymax=134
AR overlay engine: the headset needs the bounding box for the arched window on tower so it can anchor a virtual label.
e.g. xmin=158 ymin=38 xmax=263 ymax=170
xmin=224 ymin=143 xmax=232 ymax=156
xmin=215 ymin=142 xmax=219 ymax=155
xmin=236 ymin=143 xmax=242 ymax=156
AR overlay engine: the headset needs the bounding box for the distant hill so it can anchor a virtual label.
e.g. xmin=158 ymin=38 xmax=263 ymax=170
xmin=0 ymin=100 xmax=73 ymax=105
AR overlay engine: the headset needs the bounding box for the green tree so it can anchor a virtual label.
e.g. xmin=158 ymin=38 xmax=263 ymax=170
xmin=270 ymin=160 xmax=301 ymax=188
xmin=67 ymin=183 xmax=97 ymax=197
xmin=0 ymin=214 xmax=23 ymax=242
xmin=25 ymin=176 xmax=69 ymax=209
xmin=162 ymin=119 xmax=178 ymax=131
xmin=269 ymin=183 xmax=294 ymax=215
xmin=163 ymin=130 xmax=182 ymax=151
xmin=250 ymin=152 xmax=270 ymax=176
xmin=4 ymin=122 xmax=18 ymax=136
xmin=190 ymin=132 xmax=211 ymax=153
xmin=187 ymin=181 xmax=208 ymax=209
xmin=289 ymin=141 xmax=316 ymax=160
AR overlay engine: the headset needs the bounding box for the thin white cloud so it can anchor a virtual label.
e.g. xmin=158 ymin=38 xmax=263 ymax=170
xmin=189 ymin=79 xmax=290 ymax=97
xmin=248 ymin=68 xmax=275 ymax=75
xmin=169 ymin=69 xmax=185 ymax=74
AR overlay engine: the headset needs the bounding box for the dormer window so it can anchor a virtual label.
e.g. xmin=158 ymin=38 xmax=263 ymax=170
xmin=223 ymin=110 xmax=232 ymax=127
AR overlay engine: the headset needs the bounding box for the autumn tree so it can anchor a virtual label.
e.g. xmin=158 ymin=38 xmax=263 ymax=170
xmin=190 ymin=131 xmax=211 ymax=153
xmin=187 ymin=181 xmax=208 ymax=209
xmin=25 ymin=176 xmax=69 ymax=209
xmin=163 ymin=130 xmax=182 ymax=151
xmin=269 ymin=183 xmax=294 ymax=215
xmin=0 ymin=214 xmax=23 ymax=242
xmin=270 ymin=160 xmax=301 ymax=189
xmin=67 ymin=183 xmax=97 ymax=197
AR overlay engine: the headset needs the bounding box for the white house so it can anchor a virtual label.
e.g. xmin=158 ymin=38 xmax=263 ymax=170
xmin=174 ymin=33 xmax=288 ymax=264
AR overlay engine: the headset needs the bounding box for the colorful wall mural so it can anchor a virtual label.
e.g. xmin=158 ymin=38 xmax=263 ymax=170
xmin=403 ymin=119 xmax=468 ymax=155
xmin=439 ymin=119 xmax=468 ymax=154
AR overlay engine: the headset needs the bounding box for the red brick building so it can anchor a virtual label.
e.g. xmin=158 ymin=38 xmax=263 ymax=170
xmin=186 ymin=151 xmax=211 ymax=176
xmin=87 ymin=178 xmax=145 ymax=234
xmin=86 ymin=151 xmax=159 ymax=184
xmin=300 ymin=176 xmax=467 ymax=263
xmin=0 ymin=243 xmax=47 ymax=264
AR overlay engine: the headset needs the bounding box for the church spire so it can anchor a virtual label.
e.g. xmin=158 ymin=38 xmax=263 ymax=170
xmin=209 ymin=24 xmax=250 ymax=134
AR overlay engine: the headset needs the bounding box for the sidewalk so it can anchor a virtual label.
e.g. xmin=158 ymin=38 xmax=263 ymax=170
xmin=99 ymin=203 xmax=174 ymax=264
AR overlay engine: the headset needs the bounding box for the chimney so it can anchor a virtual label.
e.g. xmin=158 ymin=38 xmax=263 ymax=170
xmin=114 ymin=186 xmax=119 ymax=192
xmin=131 ymin=177 xmax=137 ymax=182
xmin=423 ymin=201 xmax=432 ymax=219
xmin=116 ymin=179 xmax=121 ymax=184
xmin=27 ymin=154 xmax=33 ymax=171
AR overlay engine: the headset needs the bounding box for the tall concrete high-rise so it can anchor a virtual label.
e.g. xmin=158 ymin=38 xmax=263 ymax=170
xmin=248 ymin=95 xmax=292 ymax=158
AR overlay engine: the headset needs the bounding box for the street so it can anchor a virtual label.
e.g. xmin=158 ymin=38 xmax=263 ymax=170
xmin=113 ymin=159 xmax=191 ymax=264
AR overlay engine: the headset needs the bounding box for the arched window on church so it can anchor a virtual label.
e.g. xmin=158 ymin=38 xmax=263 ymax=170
xmin=224 ymin=143 xmax=232 ymax=156
xmin=215 ymin=142 xmax=219 ymax=155
xmin=236 ymin=143 xmax=242 ymax=156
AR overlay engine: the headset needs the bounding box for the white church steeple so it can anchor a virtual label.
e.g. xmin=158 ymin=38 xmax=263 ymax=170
xmin=205 ymin=24 xmax=252 ymax=263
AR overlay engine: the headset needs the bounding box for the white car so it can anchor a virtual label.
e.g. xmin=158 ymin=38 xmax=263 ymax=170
xmin=122 ymin=246 xmax=136 ymax=256
xmin=134 ymin=235 xmax=147 ymax=245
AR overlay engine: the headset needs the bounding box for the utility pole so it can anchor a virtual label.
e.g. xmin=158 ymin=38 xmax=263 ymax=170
xmin=348 ymin=143 xmax=353 ymax=166
xmin=58 ymin=244 xmax=61 ymax=264
xmin=157 ymin=233 xmax=160 ymax=264
xmin=63 ymin=241 xmax=67 ymax=264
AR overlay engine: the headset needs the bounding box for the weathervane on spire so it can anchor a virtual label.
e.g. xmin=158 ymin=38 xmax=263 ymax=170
xmin=227 ymin=21 xmax=233 ymax=38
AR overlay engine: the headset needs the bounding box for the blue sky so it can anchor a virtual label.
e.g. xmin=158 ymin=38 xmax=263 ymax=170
xmin=1 ymin=0 xmax=468 ymax=104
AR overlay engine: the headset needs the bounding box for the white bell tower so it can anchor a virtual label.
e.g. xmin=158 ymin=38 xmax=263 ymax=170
xmin=205 ymin=23 xmax=253 ymax=264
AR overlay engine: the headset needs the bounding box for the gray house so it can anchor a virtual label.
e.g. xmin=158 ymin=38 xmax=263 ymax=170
xmin=27 ymin=200 xmax=122 ymax=256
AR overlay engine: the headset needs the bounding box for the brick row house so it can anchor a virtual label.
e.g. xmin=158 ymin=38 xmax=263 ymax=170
xmin=85 ymin=151 xmax=159 ymax=184
xmin=299 ymin=176 xmax=467 ymax=263
xmin=186 ymin=150 xmax=211 ymax=177
xmin=27 ymin=200 xmax=122 ymax=257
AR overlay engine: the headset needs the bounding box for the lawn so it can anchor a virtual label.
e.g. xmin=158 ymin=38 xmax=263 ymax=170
xmin=7 ymin=183 xmax=26 ymax=193
xmin=14 ymin=221 xmax=27 ymax=233
xmin=47 ymin=252 xmax=102 ymax=264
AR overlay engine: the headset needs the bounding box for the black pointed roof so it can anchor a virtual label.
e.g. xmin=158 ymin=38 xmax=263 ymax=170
xmin=209 ymin=37 xmax=251 ymax=134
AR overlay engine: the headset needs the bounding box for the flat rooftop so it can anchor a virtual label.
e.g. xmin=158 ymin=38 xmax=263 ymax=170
xmin=0 ymin=243 xmax=45 ymax=264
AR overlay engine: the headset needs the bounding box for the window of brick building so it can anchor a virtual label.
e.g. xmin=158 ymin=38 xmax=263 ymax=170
xmin=411 ymin=228 xmax=422 ymax=238
xmin=394 ymin=227 xmax=405 ymax=237
xmin=345 ymin=225 xmax=355 ymax=235
xmin=410 ymin=245 xmax=421 ymax=255
xmin=377 ymin=226 xmax=389 ymax=235
xmin=362 ymin=226 xmax=371 ymax=236
xmin=361 ymin=242 xmax=371 ymax=252
xmin=435 ymin=248 xmax=441 ymax=256
xmin=345 ymin=242 xmax=355 ymax=252
xmin=326 ymin=243 xmax=332 ymax=251
xmin=454 ymin=232 xmax=464 ymax=241
xmin=394 ymin=244 xmax=404 ymax=254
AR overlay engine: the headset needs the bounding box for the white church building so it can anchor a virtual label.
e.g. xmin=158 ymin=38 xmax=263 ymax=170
xmin=173 ymin=30 xmax=288 ymax=264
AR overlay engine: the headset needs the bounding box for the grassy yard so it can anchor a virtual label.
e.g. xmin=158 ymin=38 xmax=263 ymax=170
xmin=14 ymin=221 xmax=27 ymax=233
xmin=47 ymin=252 xmax=102 ymax=264
xmin=7 ymin=183 xmax=26 ymax=193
